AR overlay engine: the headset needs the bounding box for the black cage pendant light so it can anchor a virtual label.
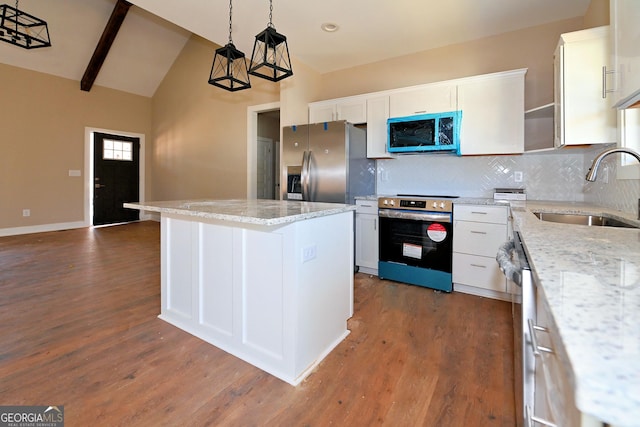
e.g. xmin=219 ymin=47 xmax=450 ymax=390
xmin=208 ymin=0 xmax=251 ymax=92
xmin=248 ymin=0 xmax=293 ymax=82
xmin=0 ymin=0 xmax=51 ymax=49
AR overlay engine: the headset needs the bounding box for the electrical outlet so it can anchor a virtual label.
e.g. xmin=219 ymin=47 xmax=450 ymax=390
xmin=514 ymin=171 xmax=523 ymax=183
xmin=22 ymin=209 xmax=30 ymax=217
xmin=302 ymin=245 xmax=317 ymax=263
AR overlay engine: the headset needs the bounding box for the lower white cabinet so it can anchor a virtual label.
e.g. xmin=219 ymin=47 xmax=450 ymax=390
xmin=355 ymin=199 xmax=378 ymax=274
xmin=453 ymin=204 xmax=512 ymax=300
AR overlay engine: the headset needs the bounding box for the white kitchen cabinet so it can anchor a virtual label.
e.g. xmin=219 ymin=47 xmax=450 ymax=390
xmin=366 ymin=95 xmax=394 ymax=158
xmin=457 ymin=69 xmax=526 ymax=155
xmin=309 ymin=97 xmax=367 ymax=124
xmin=610 ymin=0 xmax=640 ymax=109
xmin=530 ymin=288 xmax=605 ymax=427
xmin=389 ymin=83 xmax=457 ymax=118
xmin=355 ymin=199 xmax=378 ymax=274
xmin=453 ymin=204 xmax=512 ymax=301
xmin=554 ymin=26 xmax=617 ymax=147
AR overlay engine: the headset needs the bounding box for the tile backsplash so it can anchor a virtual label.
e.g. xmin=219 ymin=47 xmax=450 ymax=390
xmin=376 ymin=145 xmax=640 ymax=216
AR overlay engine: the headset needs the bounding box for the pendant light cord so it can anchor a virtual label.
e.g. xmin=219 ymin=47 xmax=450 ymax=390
xmin=268 ymin=0 xmax=273 ymax=28
xmin=14 ymin=0 xmax=19 ymax=34
xmin=227 ymin=0 xmax=233 ymax=44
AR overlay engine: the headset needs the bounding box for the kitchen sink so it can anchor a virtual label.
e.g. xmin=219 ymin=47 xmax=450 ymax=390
xmin=533 ymin=212 xmax=639 ymax=229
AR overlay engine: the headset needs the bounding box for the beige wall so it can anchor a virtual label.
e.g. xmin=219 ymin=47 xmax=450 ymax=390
xmin=0 ymin=63 xmax=151 ymax=230
xmin=313 ymin=18 xmax=586 ymax=110
xmin=150 ymin=35 xmax=280 ymax=201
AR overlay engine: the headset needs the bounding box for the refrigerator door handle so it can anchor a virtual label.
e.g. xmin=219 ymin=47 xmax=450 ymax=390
xmin=301 ymin=150 xmax=310 ymax=201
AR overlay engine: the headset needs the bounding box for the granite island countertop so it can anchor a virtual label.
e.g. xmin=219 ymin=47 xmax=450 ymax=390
xmin=510 ymin=200 xmax=640 ymax=427
xmin=124 ymin=199 xmax=355 ymax=226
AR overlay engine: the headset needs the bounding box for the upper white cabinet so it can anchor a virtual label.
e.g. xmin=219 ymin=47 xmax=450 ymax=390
xmin=309 ymin=98 xmax=367 ymax=124
xmin=457 ymin=69 xmax=526 ymax=155
xmin=366 ymin=95 xmax=393 ymax=158
xmin=389 ymin=84 xmax=457 ymax=118
xmin=554 ymin=26 xmax=617 ymax=147
xmin=611 ymin=0 xmax=640 ymax=108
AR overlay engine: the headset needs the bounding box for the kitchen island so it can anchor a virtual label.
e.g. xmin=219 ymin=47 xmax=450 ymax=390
xmin=124 ymin=199 xmax=356 ymax=385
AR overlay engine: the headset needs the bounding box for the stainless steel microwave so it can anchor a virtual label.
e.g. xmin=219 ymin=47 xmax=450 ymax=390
xmin=387 ymin=111 xmax=462 ymax=154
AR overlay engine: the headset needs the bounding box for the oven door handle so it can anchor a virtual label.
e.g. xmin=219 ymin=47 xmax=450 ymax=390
xmin=378 ymin=209 xmax=452 ymax=223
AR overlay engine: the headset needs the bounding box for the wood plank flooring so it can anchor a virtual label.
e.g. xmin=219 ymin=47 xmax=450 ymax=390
xmin=0 ymin=221 xmax=515 ymax=426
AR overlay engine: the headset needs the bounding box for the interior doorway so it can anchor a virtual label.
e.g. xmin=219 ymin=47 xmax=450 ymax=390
xmin=247 ymin=102 xmax=281 ymax=200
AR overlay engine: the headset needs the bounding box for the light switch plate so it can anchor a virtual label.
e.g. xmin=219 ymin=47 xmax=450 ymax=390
xmin=68 ymin=169 xmax=81 ymax=177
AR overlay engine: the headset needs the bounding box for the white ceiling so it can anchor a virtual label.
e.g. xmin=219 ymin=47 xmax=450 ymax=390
xmin=0 ymin=0 xmax=592 ymax=97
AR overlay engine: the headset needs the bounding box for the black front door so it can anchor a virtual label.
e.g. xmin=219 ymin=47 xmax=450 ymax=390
xmin=93 ymin=132 xmax=140 ymax=226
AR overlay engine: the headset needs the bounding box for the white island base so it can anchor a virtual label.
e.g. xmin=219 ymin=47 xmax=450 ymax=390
xmin=151 ymin=204 xmax=354 ymax=386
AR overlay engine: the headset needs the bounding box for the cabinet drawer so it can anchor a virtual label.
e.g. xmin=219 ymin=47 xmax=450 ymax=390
xmin=453 ymin=204 xmax=508 ymax=224
xmin=453 ymin=221 xmax=507 ymax=257
xmin=452 ymin=253 xmax=507 ymax=292
xmin=356 ymin=200 xmax=378 ymax=214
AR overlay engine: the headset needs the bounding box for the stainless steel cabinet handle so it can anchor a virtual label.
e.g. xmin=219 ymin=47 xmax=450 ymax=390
xmin=527 ymin=318 xmax=553 ymax=356
xmin=471 ymin=211 xmax=488 ymax=214
xmin=602 ymin=66 xmax=616 ymax=98
xmin=470 ymin=230 xmax=487 ymax=234
xmin=374 ymin=218 xmax=377 ymax=232
xmin=470 ymin=263 xmax=487 ymax=268
xmin=525 ymin=405 xmax=557 ymax=427
xmin=360 ymin=204 xmax=373 ymax=208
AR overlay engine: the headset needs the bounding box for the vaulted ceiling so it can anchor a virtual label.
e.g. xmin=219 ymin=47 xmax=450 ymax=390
xmin=0 ymin=0 xmax=592 ymax=97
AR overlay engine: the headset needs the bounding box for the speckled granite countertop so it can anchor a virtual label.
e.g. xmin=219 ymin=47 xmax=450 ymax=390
xmin=509 ymin=201 xmax=640 ymax=426
xmin=124 ymin=199 xmax=355 ymax=226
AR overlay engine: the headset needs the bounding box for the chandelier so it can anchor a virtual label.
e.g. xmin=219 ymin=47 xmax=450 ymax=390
xmin=0 ymin=0 xmax=51 ymax=49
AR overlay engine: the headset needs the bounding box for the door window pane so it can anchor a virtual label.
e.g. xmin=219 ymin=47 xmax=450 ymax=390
xmin=103 ymin=139 xmax=133 ymax=161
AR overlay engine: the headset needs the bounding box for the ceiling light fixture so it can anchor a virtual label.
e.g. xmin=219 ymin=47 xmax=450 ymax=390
xmin=321 ymin=23 xmax=339 ymax=33
xmin=0 ymin=0 xmax=51 ymax=49
xmin=208 ymin=0 xmax=251 ymax=92
xmin=249 ymin=0 xmax=293 ymax=82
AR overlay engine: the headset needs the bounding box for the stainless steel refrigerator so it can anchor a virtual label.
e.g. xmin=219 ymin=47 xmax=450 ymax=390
xmin=281 ymin=121 xmax=375 ymax=204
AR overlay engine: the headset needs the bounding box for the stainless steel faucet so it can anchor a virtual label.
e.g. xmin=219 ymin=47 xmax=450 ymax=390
xmin=585 ymin=147 xmax=640 ymax=182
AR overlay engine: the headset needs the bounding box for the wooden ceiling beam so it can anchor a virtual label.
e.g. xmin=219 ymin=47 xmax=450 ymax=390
xmin=81 ymin=0 xmax=132 ymax=92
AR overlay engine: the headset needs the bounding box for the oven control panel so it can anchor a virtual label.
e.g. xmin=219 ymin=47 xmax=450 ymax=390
xmin=378 ymin=197 xmax=453 ymax=213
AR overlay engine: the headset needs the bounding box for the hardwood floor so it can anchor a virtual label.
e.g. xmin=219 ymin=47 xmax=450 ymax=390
xmin=0 ymin=221 xmax=515 ymax=426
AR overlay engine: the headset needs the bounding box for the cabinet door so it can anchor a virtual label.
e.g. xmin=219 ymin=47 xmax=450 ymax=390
xmin=611 ymin=0 xmax=640 ymax=108
xmin=555 ymin=26 xmax=616 ymax=147
xmin=337 ymin=100 xmax=366 ymax=124
xmin=366 ymin=96 xmax=392 ymax=158
xmin=309 ymin=104 xmax=336 ymax=124
xmin=457 ymin=72 xmax=525 ymax=155
xmin=389 ymin=84 xmax=457 ymax=118
xmin=355 ymin=201 xmax=378 ymax=270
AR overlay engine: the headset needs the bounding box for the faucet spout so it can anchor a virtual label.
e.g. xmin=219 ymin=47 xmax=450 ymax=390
xmin=585 ymin=147 xmax=640 ymax=182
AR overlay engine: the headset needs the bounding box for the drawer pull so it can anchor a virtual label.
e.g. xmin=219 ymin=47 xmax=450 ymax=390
xmin=470 ymin=211 xmax=488 ymax=215
xmin=360 ymin=204 xmax=373 ymax=208
xmin=527 ymin=318 xmax=553 ymax=356
xmin=470 ymin=230 xmax=487 ymax=234
xmin=470 ymin=263 xmax=487 ymax=268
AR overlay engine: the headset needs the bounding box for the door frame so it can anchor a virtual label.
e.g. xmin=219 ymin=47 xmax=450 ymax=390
xmin=84 ymin=127 xmax=146 ymax=227
xmin=246 ymin=102 xmax=280 ymax=199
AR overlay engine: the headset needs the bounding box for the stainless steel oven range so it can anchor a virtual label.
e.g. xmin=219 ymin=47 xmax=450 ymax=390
xmin=378 ymin=195 xmax=457 ymax=292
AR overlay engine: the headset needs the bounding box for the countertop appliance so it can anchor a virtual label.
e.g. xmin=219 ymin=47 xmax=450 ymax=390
xmin=496 ymin=233 xmax=535 ymax=427
xmin=387 ymin=111 xmax=462 ymax=154
xmin=281 ymin=121 xmax=375 ymax=204
xmin=377 ymin=194 xmax=457 ymax=292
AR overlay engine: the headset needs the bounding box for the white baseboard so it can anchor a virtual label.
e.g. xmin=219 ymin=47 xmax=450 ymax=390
xmin=0 ymin=214 xmax=159 ymax=237
xmin=0 ymin=221 xmax=87 ymax=237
